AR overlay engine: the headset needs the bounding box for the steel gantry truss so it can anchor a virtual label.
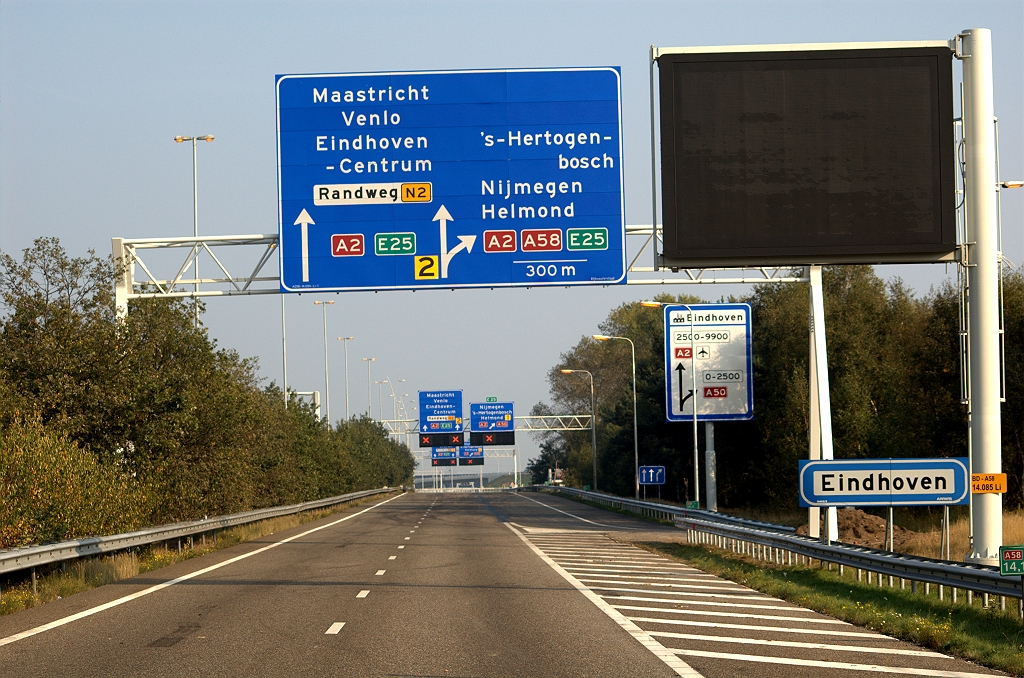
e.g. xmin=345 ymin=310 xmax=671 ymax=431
xmin=378 ymin=414 xmax=593 ymax=435
xmin=111 ymin=227 xmax=809 ymax=316
xmin=112 ymin=234 xmax=280 ymax=315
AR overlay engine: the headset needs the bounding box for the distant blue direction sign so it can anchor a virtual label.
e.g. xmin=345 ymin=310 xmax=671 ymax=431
xmin=470 ymin=402 xmax=514 ymax=431
xmin=276 ymin=68 xmax=625 ymax=291
xmin=431 ymin=447 xmax=459 ymax=459
xmin=458 ymin=446 xmax=484 ymax=459
xmin=639 ymin=466 xmax=666 ymax=485
xmin=419 ymin=390 xmax=464 ymax=433
xmin=798 ymin=458 xmax=969 ymax=507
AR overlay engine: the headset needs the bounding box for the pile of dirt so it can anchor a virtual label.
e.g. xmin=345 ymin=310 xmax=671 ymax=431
xmin=797 ymin=507 xmax=916 ymax=550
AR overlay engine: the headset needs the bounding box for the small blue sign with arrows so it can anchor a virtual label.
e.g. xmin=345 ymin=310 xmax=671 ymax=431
xmin=639 ymin=466 xmax=666 ymax=485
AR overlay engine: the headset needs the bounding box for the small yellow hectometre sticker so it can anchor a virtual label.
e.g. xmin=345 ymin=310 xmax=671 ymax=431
xmin=972 ymin=473 xmax=1007 ymax=494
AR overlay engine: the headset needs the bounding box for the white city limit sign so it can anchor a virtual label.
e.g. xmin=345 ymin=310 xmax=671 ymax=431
xmin=663 ymin=303 xmax=753 ymax=421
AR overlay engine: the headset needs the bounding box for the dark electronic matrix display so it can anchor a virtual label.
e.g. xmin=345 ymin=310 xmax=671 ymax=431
xmin=657 ymin=42 xmax=956 ymax=267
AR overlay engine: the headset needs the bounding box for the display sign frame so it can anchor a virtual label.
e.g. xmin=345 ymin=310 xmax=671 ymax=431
xmin=655 ymin=41 xmax=957 ymax=267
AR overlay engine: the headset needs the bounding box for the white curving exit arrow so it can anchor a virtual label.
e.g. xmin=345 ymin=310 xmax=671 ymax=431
xmin=294 ymin=209 xmax=314 ymax=282
xmin=434 ymin=205 xmax=476 ymax=279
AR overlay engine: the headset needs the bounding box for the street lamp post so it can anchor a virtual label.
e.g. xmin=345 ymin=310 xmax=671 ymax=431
xmin=337 ymin=337 xmax=354 ymax=420
xmin=375 ymin=380 xmax=389 ymax=419
xmin=385 ymin=378 xmax=406 ymax=420
xmin=560 ymin=369 xmax=597 ymax=491
xmin=593 ymin=335 xmax=638 ymax=499
xmin=173 ymin=134 xmax=214 ymax=328
xmin=313 ymin=300 xmax=334 ymax=423
xmin=361 ymin=358 xmax=376 ymax=416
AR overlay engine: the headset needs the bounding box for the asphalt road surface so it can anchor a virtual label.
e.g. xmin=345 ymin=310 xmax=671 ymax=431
xmin=0 ymin=491 xmax=1006 ymax=677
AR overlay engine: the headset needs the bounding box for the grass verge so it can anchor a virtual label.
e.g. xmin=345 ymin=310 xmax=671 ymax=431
xmin=642 ymin=541 xmax=1024 ymax=677
xmin=0 ymin=491 xmax=397 ymax=617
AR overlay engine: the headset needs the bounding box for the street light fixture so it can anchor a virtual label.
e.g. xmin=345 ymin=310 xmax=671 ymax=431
xmin=313 ymin=301 xmax=334 ymax=423
xmin=592 ymin=334 xmax=639 ymax=499
xmin=174 ymin=134 xmax=214 ymax=328
xmin=561 ymin=368 xmax=598 ymax=491
xmin=337 ymin=337 xmax=354 ymax=420
xmin=642 ymin=300 xmax=700 ymax=507
xmin=361 ymin=358 xmax=376 ymax=416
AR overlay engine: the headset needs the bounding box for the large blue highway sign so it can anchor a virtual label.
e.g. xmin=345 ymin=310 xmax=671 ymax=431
xmin=639 ymin=466 xmax=666 ymax=485
xmin=419 ymin=390 xmax=463 ymax=433
xmin=470 ymin=402 xmax=514 ymax=431
xmin=798 ymin=458 xmax=969 ymax=507
xmin=276 ymin=68 xmax=625 ymax=291
xmin=664 ymin=304 xmax=753 ymax=422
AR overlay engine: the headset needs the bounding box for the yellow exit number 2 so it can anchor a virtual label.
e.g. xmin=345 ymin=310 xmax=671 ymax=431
xmin=414 ymin=255 xmax=438 ymax=280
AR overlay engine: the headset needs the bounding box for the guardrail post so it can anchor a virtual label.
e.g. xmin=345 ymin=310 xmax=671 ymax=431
xmin=31 ymin=568 xmax=37 ymax=597
xmin=967 ymin=590 xmax=973 ymax=606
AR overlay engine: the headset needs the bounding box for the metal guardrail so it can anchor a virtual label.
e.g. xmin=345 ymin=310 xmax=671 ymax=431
xmin=542 ymin=486 xmax=796 ymax=534
xmin=417 ymin=487 xmax=513 ymax=494
xmin=542 ymin=486 xmax=1023 ymax=602
xmin=0 ymin=487 xmax=396 ymax=576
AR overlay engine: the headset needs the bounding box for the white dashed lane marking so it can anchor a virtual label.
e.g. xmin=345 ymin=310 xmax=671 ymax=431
xmin=520 ymin=530 xmax=1002 ymax=678
xmin=389 ymin=555 xmax=397 ymax=560
xmin=376 ymin=570 xmax=386 ymax=576
xmin=356 ymin=590 xmax=369 ymax=598
xmin=325 ymin=622 xmax=346 ymax=634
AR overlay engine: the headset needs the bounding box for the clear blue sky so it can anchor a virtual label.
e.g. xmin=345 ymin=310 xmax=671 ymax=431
xmin=2 ymin=1 xmax=1021 ymax=472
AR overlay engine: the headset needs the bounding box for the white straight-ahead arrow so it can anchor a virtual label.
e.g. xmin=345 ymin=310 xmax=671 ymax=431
xmin=434 ymin=205 xmax=475 ymax=279
xmin=294 ymin=209 xmax=314 ymax=282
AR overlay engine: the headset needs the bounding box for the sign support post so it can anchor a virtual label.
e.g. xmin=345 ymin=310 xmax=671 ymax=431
xmin=808 ymin=288 xmax=820 ymax=539
xmin=704 ymin=422 xmax=717 ymax=512
xmin=809 ymin=266 xmax=838 ymax=543
xmin=961 ymin=28 xmax=1002 ymax=565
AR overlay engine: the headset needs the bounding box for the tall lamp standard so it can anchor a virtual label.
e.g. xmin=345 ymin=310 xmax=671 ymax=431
xmin=173 ymin=134 xmax=214 ymax=328
xmin=593 ymin=334 xmax=638 ymax=499
xmin=313 ymin=301 xmax=334 ymax=423
xmin=375 ymin=380 xmax=389 ymax=420
xmin=337 ymin=337 xmax=354 ymax=420
xmin=560 ymin=369 xmax=597 ymax=491
xmin=361 ymin=358 xmax=376 ymax=416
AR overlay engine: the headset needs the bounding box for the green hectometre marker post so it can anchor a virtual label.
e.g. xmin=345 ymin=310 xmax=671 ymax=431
xmin=998 ymin=545 xmax=1024 ymax=617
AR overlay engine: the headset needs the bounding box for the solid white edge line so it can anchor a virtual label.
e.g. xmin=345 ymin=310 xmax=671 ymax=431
xmin=0 ymin=493 xmax=405 ymax=648
xmin=515 ymin=493 xmax=638 ymax=530
xmin=506 ymin=523 xmax=703 ymax=678
xmin=670 ymin=649 xmax=992 ymax=678
xmin=325 ymin=622 xmax=346 ymax=635
xmin=646 ymin=631 xmax=946 ymax=658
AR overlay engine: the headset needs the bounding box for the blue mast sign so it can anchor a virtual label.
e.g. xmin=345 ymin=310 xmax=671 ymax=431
xmin=276 ymin=68 xmax=625 ymax=291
